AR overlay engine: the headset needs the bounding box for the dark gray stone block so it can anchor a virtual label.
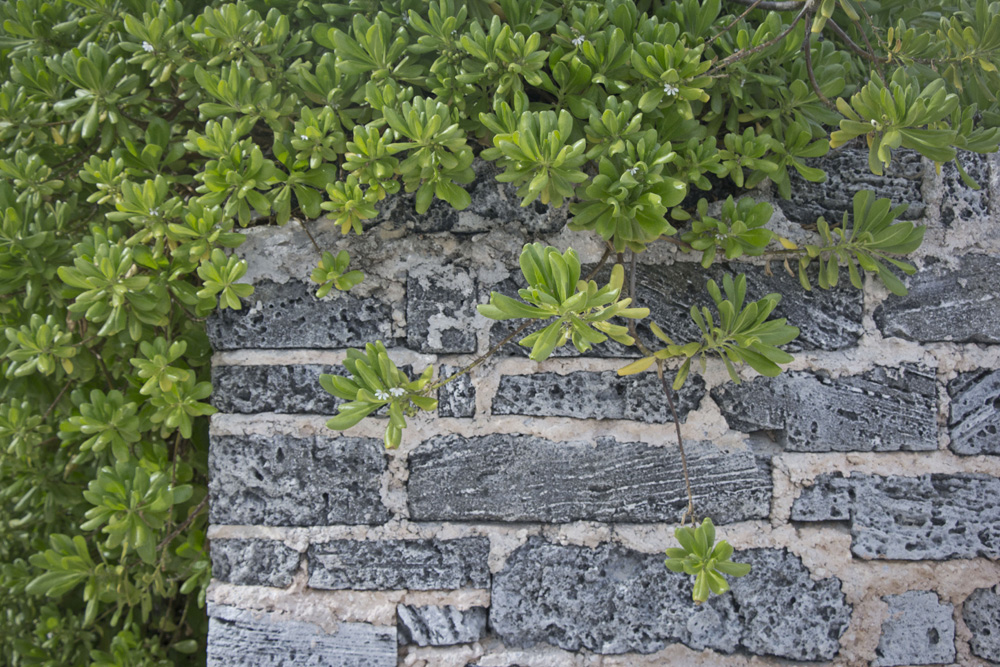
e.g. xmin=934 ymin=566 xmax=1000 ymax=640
xmin=948 ymin=369 xmax=1000 ymax=456
xmin=374 ymin=159 xmax=567 ymax=234
xmin=874 ymin=591 xmax=955 ymax=666
xmin=963 ymin=585 xmax=1000 ymax=663
xmin=396 ymin=605 xmax=488 ymax=646
xmin=711 ymin=365 xmax=938 ymax=452
xmin=731 ymin=549 xmax=852 ymax=660
xmin=784 ymin=145 xmax=925 ymax=225
xmin=488 ymin=261 xmax=863 ymax=357
xmin=307 ymin=538 xmax=490 ymax=591
xmin=792 ymin=473 xmax=1000 ymax=559
xmin=492 ymin=371 xmax=705 ymax=423
xmin=207 ymin=604 xmax=395 ymax=666
xmin=437 ymin=365 xmax=475 ymax=418
xmin=406 ymin=264 xmax=477 ymax=353
xmin=206 ymin=280 xmax=394 ymax=350
xmin=212 ymin=365 xmax=342 ymax=414
xmin=940 ymin=150 xmax=991 ymax=227
xmin=407 ymin=434 xmax=770 ymax=524
xmin=489 ymin=539 xmax=850 ymax=659
xmin=211 ymin=539 xmax=300 ymax=588
xmin=209 ymin=434 xmax=389 ymax=526
xmin=874 ymin=255 xmax=1000 ymax=344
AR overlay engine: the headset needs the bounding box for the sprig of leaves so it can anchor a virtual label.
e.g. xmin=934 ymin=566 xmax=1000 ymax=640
xmin=666 ymin=518 xmax=751 ymax=604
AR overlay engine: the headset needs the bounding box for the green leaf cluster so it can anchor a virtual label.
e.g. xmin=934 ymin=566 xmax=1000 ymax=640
xmin=665 ymin=518 xmax=751 ymax=604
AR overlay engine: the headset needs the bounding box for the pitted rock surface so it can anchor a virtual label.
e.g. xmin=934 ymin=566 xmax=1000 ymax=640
xmin=783 ymin=145 xmax=925 ymax=225
xmin=874 ymin=591 xmax=955 ymax=666
xmin=207 ymin=604 xmax=395 ymax=666
xmin=406 ymin=263 xmax=478 ymax=353
xmin=711 ymin=365 xmax=938 ymax=452
xmin=212 ymin=364 xmax=342 ymax=414
xmin=492 ymin=371 xmax=705 ymax=423
xmin=948 ymin=369 xmax=1000 ymax=455
xmin=209 ymin=434 xmax=389 ymax=526
xmin=963 ymin=585 xmax=1000 ymax=662
xmin=307 ymin=538 xmax=490 ymax=591
xmin=792 ymin=473 xmax=1000 ymax=559
xmin=407 ymin=434 xmax=770 ymax=524
xmin=396 ymin=605 xmax=488 ymax=646
xmin=489 ymin=260 xmax=863 ymax=357
xmin=210 ymin=539 xmax=300 ymax=588
xmin=490 ymin=540 xmax=849 ymax=660
xmin=874 ymin=254 xmax=1000 ymax=344
xmin=206 ymin=280 xmax=394 ymax=350
xmin=939 ymin=150 xmax=992 ymax=227
xmin=437 ymin=364 xmax=475 ymax=418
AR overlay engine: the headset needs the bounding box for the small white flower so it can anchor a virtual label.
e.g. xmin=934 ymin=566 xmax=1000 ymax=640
xmin=572 ymin=35 xmax=586 ymax=47
xmin=389 ymin=387 xmax=406 ymax=397
xmin=663 ymin=83 xmax=679 ymax=96
xmin=870 ymin=119 xmax=879 ymax=127
xmin=627 ymin=166 xmax=639 ymax=176
xmin=300 ymin=134 xmax=309 ymax=140
xmin=150 ymin=207 xmax=160 ymax=216
xmin=374 ymin=390 xmax=389 ymax=401
xmin=142 ymin=41 xmax=154 ymax=53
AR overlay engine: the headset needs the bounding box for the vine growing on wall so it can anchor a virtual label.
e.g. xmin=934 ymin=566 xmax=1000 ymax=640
xmin=1 ymin=0 xmax=998 ymax=662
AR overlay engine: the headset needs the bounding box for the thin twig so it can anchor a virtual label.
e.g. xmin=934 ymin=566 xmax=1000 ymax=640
xmin=726 ymin=0 xmax=807 ymax=10
xmin=707 ymin=0 xmax=763 ymax=48
xmin=41 ymin=380 xmax=73 ymax=421
xmin=426 ymin=320 xmax=534 ymax=393
xmin=298 ymin=218 xmax=323 ymax=256
xmin=157 ymin=495 xmax=208 ymax=551
xmin=826 ymin=19 xmax=888 ymax=64
xmin=708 ymin=0 xmax=812 ymax=74
xmin=584 ymin=244 xmax=613 ymax=282
xmin=802 ymin=17 xmax=834 ymax=108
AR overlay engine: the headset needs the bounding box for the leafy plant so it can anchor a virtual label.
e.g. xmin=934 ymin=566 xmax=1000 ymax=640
xmin=666 ymin=518 xmax=751 ymax=603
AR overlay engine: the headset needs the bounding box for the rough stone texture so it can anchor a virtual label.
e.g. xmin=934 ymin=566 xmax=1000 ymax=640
xmin=490 ymin=539 xmax=849 ymax=660
xmin=784 ymin=145 xmax=925 ymax=225
xmin=206 ymin=280 xmax=394 ymax=350
xmin=374 ymin=158 xmax=567 ymax=234
xmin=792 ymin=473 xmax=1000 ymax=559
xmin=207 ymin=604 xmax=395 ymax=666
xmin=437 ymin=365 xmax=475 ymax=418
xmin=406 ymin=264 xmax=478 ymax=353
xmin=210 ymin=539 xmax=300 ymax=588
xmin=874 ymin=254 xmax=1000 ymax=344
xmin=212 ymin=364 xmax=342 ymax=414
xmin=711 ymin=365 xmax=938 ymax=452
xmin=209 ymin=434 xmax=389 ymax=526
xmin=731 ymin=549 xmax=853 ymax=661
xmin=489 ymin=260 xmax=864 ymax=357
xmin=940 ymin=150 xmax=991 ymax=227
xmin=307 ymin=538 xmax=490 ymax=591
xmin=948 ymin=369 xmax=1000 ymax=456
xmin=396 ymin=605 xmax=488 ymax=646
xmin=963 ymin=585 xmax=1000 ymax=663
xmin=492 ymin=371 xmax=705 ymax=423
xmin=874 ymin=591 xmax=956 ymax=666
xmin=408 ymin=434 xmax=770 ymax=524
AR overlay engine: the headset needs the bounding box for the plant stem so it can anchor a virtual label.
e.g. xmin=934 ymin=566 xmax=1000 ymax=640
xmin=708 ymin=0 xmax=812 ymax=74
xmin=298 ymin=217 xmax=323 ymax=256
xmin=425 ymin=319 xmax=534 ymax=393
xmin=157 ymin=495 xmax=208 ymax=551
xmin=707 ymin=0 xmax=764 ymax=48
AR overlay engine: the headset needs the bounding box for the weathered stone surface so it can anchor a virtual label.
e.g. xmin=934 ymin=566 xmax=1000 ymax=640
xmin=408 ymin=434 xmax=770 ymax=524
xmin=374 ymin=159 xmax=567 ymax=234
xmin=207 ymin=604 xmax=395 ymax=666
xmin=492 ymin=371 xmax=705 ymax=423
xmin=490 ymin=540 xmax=849 ymax=660
xmin=963 ymin=585 xmax=1000 ymax=663
xmin=940 ymin=150 xmax=991 ymax=227
xmin=307 ymin=538 xmax=490 ymax=591
xmin=784 ymin=145 xmax=925 ymax=225
xmin=874 ymin=591 xmax=955 ymax=666
xmin=396 ymin=605 xmax=488 ymax=646
xmin=874 ymin=255 xmax=1000 ymax=344
xmin=211 ymin=539 xmax=300 ymax=588
xmin=711 ymin=365 xmax=938 ymax=452
xmin=489 ymin=261 xmax=863 ymax=357
xmin=406 ymin=264 xmax=477 ymax=353
xmin=206 ymin=280 xmax=394 ymax=350
xmin=792 ymin=473 xmax=1000 ymax=559
xmin=437 ymin=365 xmax=475 ymax=418
xmin=731 ymin=549 xmax=852 ymax=660
xmin=212 ymin=364 xmax=342 ymax=414
xmin=209 ymin=434 xmax=389 ymax=526
xmin=948 ymin=369 xmax=1000 ymax=456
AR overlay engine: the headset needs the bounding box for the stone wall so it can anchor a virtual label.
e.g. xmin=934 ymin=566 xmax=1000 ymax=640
xmin=205 ymin=149 xmax=1000 ymax=666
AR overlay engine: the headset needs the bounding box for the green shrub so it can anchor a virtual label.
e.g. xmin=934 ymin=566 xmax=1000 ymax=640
xmin=2 ymin=0 xmax=998 ymax=661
